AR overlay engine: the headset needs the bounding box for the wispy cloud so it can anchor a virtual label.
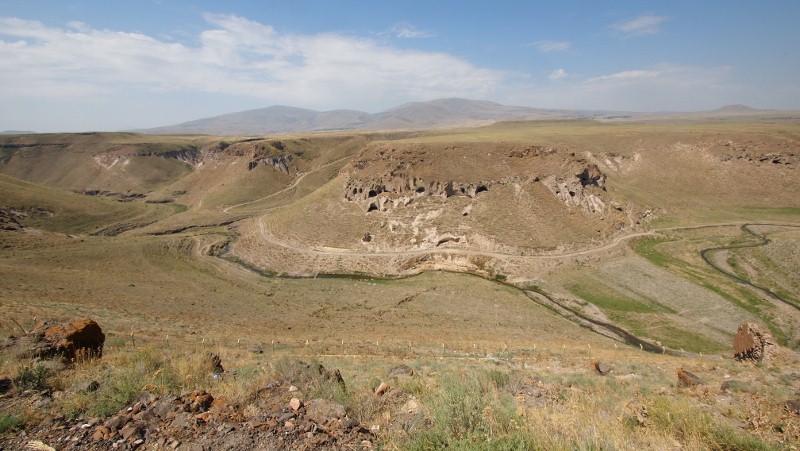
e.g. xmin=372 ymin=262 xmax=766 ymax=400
xmin=0 ymin=15 xmax=501 ymax=111
xmin=549 ymin=68 xmax=568 ymax=81
xmin=389 ymin=23 xmax=434 ymax=39
xmin=494 ymin=63 xmax=738 ymax=113
xmin=585 ymin=70 xmax=661 ymax=83
xmin=611 ymin=14 xmax=668 ymax=36
xmin=533 ymin=40 xmax=570 ymax=53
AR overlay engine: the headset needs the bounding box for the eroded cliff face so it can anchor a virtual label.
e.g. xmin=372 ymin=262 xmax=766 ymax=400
xmin=248 ymin=155 xmax=293 ymax=174
xmin=344 ymin=163 xmax=612 ymax=216
xmin=326 ymin=141 xmax=653 ymax=256
xmin=344 ymin=174 xmax=491 ymax=212
xmin=542 ymin=164 xmax=608 ymax=214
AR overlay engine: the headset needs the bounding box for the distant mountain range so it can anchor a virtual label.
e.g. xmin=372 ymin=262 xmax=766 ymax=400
xmin=138 ymin=98 xmax=795 ymax=135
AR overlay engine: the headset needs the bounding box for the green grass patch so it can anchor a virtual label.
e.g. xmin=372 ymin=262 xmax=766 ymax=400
xmin=568 ymin=281 xmax=668 ymax=313
xmin=631 ymin=237 xmax=686 ymax=269
xmin=0 ymin=413 xmax=24 ymax=434
xmin=60 ymin=346 xmax=208 ymax=419
xmin=633 ymin=234 xmax=788 ymax=346
xmin=617 ymin=316 xmax=726 ymax=354
xmin=15 ymin=364 xmax=52 ymax=391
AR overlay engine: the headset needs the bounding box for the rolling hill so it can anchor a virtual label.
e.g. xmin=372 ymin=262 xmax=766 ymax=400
xmin=138 ymin=98 xmax=799 ymax=136
xmin=140 ymin=98 xmax=573 ymax=135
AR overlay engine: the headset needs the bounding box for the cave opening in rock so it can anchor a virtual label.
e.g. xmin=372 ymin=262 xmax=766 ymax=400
xmin=416 ymin=186 xmax=426 ymax=194
xmin=368 ymin=190 xmax=378 ymax=198
xmin=476 ymin=185 xmax=488 ymax=194
xmin=367 ymin=203 xmax=379 ymax=212
xmin=569 ymin=191 xmax=576 ymax=197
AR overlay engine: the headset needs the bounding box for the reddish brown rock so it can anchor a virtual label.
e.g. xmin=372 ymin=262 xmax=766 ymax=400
xmin=733 ymin=322 xmax=778 ymax=362
xmin=181 ymin=390 xmax=214 ymax=413
xmin=92 ymin=426 xmax=110 ymax=441
xmin=32 ymin=318 xmax=105 ymax=361
xmin=374 ymin=382 xmax=390 ymax=396
xmin=289 ymin=397 xmax=303 ymax=411
xmin=676 ymin=368 xmax=705 ymax=387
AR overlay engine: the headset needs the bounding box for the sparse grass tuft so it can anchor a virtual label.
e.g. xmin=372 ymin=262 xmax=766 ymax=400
xmin=401 ymin=371 xmax=527 ymax=449
xmin=0 ymin=413 xmax=24 ymax=434
xmin=15 ymin=364 xmax=51 ymax=391
xmin=646 ymin=395 xmax=774 ymax=450
xmin=59 ymin=346 xmax=209 ymax=418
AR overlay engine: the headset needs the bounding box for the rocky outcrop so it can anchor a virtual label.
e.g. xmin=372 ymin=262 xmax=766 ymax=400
xmin=248 ymin=155 xmax=293 ymax=174
xmin=136 ymin=147 xmax=202 ymax=165
xmin=72 ymin=189 xmax=146 ymax=202
xmin=576 ymin=164 xmax=606 ymax=190
xmin=345 ymin=174 xmax=490 ymax=212
xmin=542 ymin=175 xmax=605 ymax=214
xmin=507 ymin=145 xmax=558 ymax=158
xmin=31 ymin=318 xmax=105 ymax=362
xmin=733 ymin=322 xmax=778 ymax=362
xmin=676 ymin=368 xmax=705 ymax=387
xmin=0 ymin=207 xmax=25 ymax=231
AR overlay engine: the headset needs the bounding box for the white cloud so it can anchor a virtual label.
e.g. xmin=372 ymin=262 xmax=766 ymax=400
xmin=533 ymin=40 xmax=570 ymax=53
xmin=585 ymin=70 xmax=661 ymax=83
xmin=549 ymin=68 xmax=568 ymax=81
xmin=611 ymin=14 xmax=668 ymax=36
xmin=502 ymin=64 xmax=736 ymax=112
xmin=389 ymin=23 xmax=433 ymax=39
xmin=0 ymin=15 xmax=499 ymax=112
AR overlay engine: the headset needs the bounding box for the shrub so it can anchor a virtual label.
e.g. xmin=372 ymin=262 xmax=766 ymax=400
xmin=15 ymin=364 xmax=51 ymax=391
xmin=0 ymin=413 xmax=24 ymax=434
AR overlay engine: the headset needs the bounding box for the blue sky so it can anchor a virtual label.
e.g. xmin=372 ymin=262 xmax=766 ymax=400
xmin=1 ymin=0 xmax=798 ymax=131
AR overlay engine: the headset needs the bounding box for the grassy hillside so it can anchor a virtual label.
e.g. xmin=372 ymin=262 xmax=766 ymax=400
xmin=0 ymin=173 xmax=175 ymax=234
xmin=1 ymin=120 xmax=799 ymax=448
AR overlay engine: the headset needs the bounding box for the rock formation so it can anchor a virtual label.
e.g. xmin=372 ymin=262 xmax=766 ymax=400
xmin=344 ymin=173 xmax=490 ymax=213
xmin=733 ymin=322 xmax=778 ymax=362
xmin=542 ymin=174 xmax=605 ymax=213
xmin=248 ymin=155 xmax=293 ymax=173
xmin=0 ymin=207 xmax=24 ymax=231
xmin=576 ymin=164 xmax=607 ymax=190
xmin=676 ymin=368 xmax=705 ymax=387
xmin=31 ymin=318 xmax=105 ymax=362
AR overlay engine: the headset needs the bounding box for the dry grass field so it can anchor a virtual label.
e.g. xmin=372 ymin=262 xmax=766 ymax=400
xmin=1 ymin=119 xmax=800 ymax=449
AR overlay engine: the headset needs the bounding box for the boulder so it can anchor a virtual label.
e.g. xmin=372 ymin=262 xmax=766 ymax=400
xmin=31 ymin=318 xmax=105 ymax=361
xmin=676 ymin=368 xmax=704 ymax=387
xmin=0 ymin=377 xmax=11 ymax=394
xmin=592 ymin=360 xmax=612 ymax=376
xmin=289 ymin=397 xmax=303 ymax=411
xmin=388 ymin=364 xmax=414 ymax=378
xmin=317 ymin=364 xmax=346 ymax=390
xmin=374 ymin=382 xmax=390 ymax=396
xmin=305 ymin=399 xmax=346 ymax=425
xmin=180 ymin=390 xmax=214 ymax=413
xmin=733 ymin=322 xmax=778 ymax=362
